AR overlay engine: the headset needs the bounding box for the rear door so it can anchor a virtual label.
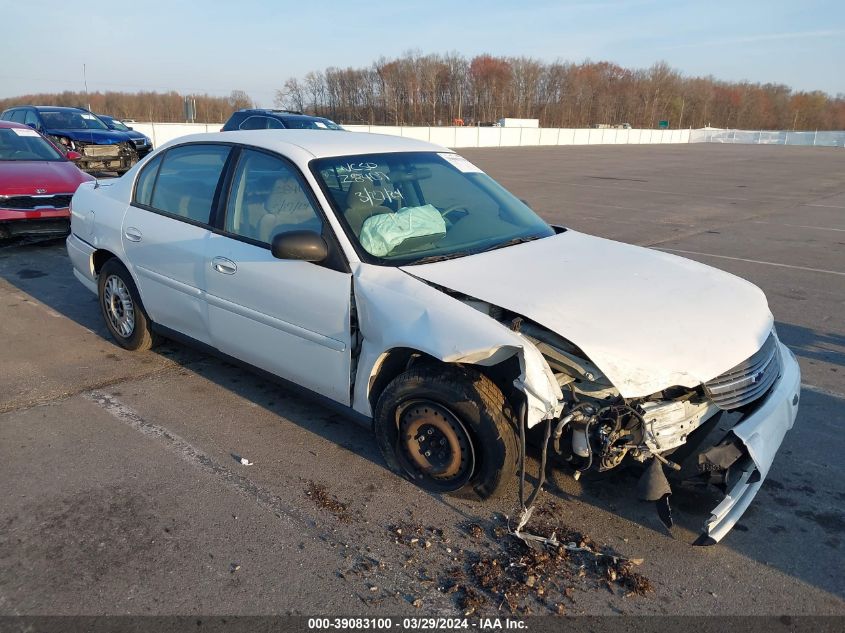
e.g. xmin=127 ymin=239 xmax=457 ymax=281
xmin=123 ymin=143 xmax=231 ymax=344
xmin=204 ymin=147 xmax=353 ymax=404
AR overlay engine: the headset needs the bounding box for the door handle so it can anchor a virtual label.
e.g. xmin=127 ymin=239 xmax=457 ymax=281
xmin=124 ymin=227 xmax=142 ymax=242
xmin=212 ymin=256 xmax=237 ymax=275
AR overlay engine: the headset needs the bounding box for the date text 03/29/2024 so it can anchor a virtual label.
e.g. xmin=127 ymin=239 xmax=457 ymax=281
xmin=307 ymin=617 xmax=527 ymax=630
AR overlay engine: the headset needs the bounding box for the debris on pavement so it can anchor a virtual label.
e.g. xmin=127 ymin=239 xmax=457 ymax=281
xmin=305 ymin=480 xmax=352 ymax=523
xmin=230 ymin=453 xmax=253 ymax=466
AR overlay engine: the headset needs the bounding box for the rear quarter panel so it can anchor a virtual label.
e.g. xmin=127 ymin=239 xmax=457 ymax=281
xmin=70 ymin=180 xmax=130 ymax=269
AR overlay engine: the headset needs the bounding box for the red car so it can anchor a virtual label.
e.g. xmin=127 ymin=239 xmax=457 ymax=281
xmin=0 ymin=120 xmax=94 ymax=239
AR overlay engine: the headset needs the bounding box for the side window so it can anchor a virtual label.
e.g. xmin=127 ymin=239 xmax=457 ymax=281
xmin=266 ymin=117 xmax=284 ymax=129
xmin=238 ymin=116 xmax=268 ymax=131
xmin=133 ymin=153 xmax=164 ymax=206
xmin=150 ymin=144 xmax=230 ymax=224
xmin=224 ymin=149 xmax=322 ymax=244
xmin=12 ymin=110 xmax=28 ymax=124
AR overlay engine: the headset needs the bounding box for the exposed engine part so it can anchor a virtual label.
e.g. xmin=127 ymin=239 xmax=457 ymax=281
xmin=551 ymin=402 xmax=595 ymax=456
xmin=640 ymin=398 xmax=718 ymax=453
xmin=51 ymin=136 xmax=138 ymax=173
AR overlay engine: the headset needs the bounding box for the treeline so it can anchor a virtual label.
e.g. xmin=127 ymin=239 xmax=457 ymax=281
xmin=0 ymin=90 xmax=253 ymax=123
xmin=277 ymin=53 xmax=845 ymax=130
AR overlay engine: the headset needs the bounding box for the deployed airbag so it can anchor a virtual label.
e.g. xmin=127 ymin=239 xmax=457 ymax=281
xmin=360 ymin=204 xmax=446 ymax=257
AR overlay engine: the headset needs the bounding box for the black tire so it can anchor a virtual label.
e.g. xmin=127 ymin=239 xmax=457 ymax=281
xmin=98 ymin=258 xmax=159 ymax=351
xmin=373 ymin=365 xmax=519 ymax=499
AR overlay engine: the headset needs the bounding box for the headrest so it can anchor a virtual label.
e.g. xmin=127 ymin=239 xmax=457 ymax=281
xmin=345 ymin=177 xmax=396 ymax=210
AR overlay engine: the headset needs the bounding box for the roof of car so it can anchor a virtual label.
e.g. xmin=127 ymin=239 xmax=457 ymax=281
xmin=31 ymin=106 xmax=89 ymax=112
xmin=163 ymin=129 xmax=448 ymax=160
xmin=238 ymin=108 xmax=305 ymax=115
xmin=0 ymin=120 xmax=28 ymax=129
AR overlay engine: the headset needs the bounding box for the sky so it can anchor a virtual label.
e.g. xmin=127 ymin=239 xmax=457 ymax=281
xmin=1 ymin=0 xmax=842 ymax=107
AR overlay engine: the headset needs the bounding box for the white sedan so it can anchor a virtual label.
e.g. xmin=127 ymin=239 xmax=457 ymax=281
xmin=66 ymin=130 xmax=800 ymax=544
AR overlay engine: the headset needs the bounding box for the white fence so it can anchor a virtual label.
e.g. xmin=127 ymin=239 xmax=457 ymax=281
xmin=130 ymin=122 xmax=222 ymax=148
xmin=130 ymin=122 xmax=843 ymax=150
xmin=690 ymin=128 xmax=845 ymax=147
xmin=130 ymin=122 xmax=689 ymax=149
xmin=343 ymin=124 xmax=690 ymax=147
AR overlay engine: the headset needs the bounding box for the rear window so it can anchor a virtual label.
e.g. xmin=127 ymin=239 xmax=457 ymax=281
xmin=281 ymin=117 xmax=341 ymax=130
xmin=134 ymin=153 xmax=164 ymax=206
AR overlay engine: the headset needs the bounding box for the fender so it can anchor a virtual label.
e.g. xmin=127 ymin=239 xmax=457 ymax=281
xmin=350 ymin=263 xmax=563 ymax=427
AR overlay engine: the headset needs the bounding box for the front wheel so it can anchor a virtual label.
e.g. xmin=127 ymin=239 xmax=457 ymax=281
xmin=98 ymin=259 xmax=159 ymax=351
xmin=373 ymin=365 xmax=518 ymax=499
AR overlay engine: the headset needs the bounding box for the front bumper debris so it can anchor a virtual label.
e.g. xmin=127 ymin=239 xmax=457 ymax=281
xmin=695 ymin=341 xmax=801 ymax=544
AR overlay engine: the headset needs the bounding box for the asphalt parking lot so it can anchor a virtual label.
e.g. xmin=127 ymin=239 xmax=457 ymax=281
xmin=1 ymin=144 xmax=843 ymax=617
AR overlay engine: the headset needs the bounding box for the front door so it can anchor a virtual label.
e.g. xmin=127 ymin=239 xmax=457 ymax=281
xmin=204 ymin=148 xmax=352 ymax=404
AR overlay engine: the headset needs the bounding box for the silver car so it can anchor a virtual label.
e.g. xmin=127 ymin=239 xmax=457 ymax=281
xmin=67 ymin=130 xmax=800 ymax=544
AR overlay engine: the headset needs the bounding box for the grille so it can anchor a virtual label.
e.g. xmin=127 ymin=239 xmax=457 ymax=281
xmin=0 ymin=194 xmax=73 ymax=210
xmin=704 ymin=332 xmax=781 ymax=410
xmin=83 ymin=144 xmax=120 ymax=157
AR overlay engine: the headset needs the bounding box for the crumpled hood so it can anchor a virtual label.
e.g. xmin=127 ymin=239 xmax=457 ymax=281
xmin=402 ymin=230 xmax=773 ymax=398
xmin=45 ymin=128 xmax=131 ymax=145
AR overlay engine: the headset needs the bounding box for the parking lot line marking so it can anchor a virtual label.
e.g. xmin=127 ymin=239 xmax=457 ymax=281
xmin=752 ymin=221 xmax=845 ymax=233
xmin=655 ymin=248 xmax=845 ymax=276
xmin=804 ymin=203 xmax=845 ymax=209
xmin=802 ymin=383 xmax=845 ymax=400
xmin=84 ymin=390 xmax=324 ymax=532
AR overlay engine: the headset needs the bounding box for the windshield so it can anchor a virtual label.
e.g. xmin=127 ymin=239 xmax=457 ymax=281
xmin=39 ymin=110 xmax=109 ymax=130
xmin=0 ymin=127 xmax=64 ymax=161
xmin=102 ymin=116 xmax=130 ymax=131
xmin=312 ymin=151 xmax=554 ymax=264
xmin=283 ymin=117 xmax=342 ymax=130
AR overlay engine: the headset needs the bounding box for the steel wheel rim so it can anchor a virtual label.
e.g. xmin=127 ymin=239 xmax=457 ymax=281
xmin=103 ymin=274 xmax=135 ymax=338
xmin=396 ymin=400 xmax=474 ymax=489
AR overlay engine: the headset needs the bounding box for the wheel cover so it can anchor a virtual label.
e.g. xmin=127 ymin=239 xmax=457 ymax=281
xmin=396 ymin=400 xmax=474 ymax=490
xmin=103 ymin=274 xmax=135 ymax=338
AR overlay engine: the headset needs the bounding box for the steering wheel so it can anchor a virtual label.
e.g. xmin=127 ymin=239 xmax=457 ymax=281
xmin=439 ymin=204 xmax=470 ymax=223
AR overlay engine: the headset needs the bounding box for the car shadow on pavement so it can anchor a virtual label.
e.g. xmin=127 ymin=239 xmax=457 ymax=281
xmin=1 ymin=241 xmax=843 ymax=601
xmin=775 ymin=320 xmax=845 ymax=369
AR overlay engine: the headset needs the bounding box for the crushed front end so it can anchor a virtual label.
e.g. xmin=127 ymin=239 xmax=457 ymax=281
xmin=51 ymin=136 xmax=138 ymax=173
xmin=523 ymin=322 xmax=800 ymax=544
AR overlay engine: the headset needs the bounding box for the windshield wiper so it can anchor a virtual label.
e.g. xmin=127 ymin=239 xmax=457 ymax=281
xmin=407 ymin=251 xmax=474 ymax=265
xmin=483 ymin=235 xmax=541 ymax=253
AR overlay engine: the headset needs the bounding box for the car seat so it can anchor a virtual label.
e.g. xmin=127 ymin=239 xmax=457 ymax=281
xmin=344 ymin=177 xmax=398 ymax=235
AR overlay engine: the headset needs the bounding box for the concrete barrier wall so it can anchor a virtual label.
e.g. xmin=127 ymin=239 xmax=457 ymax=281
xmin=131 ymin=121 xmax=694 ymax=150
xmin=343 ymin=124 xmax=691 ymax=148
xmin=130 ymin=122 xmax=222 ymax=148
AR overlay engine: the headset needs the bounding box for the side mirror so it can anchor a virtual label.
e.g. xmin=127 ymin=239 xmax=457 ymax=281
xmin=271 ymin=230 xmax=328 ymax=262
xmin=65 ymin=150 xmax=82 ymax=162
xmin=26 ymin=122 xmax=40 ymax=131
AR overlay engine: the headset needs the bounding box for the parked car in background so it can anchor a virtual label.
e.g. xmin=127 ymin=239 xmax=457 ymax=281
xmin=96 ymin=114 xmax=153 ymax=159
xmin=0 ymin=106 xmax=138 ymax=174
xmin=66 ymin=130 xmax=799 ymax=545
xmin=221 ymin=109 xmax=342 ymax=132
xmin=0 ymin=121 xmax=94 ymax=239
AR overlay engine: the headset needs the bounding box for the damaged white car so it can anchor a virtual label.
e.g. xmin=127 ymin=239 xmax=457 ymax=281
xmin=66 ymin=130 xmax=801 ymax=544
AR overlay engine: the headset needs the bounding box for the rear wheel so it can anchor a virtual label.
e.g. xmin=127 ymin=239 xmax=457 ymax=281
xmin=98 ymin=259 xmax=158 ymax=351
xmin=373 ymin=365 xmax=518 ymax=499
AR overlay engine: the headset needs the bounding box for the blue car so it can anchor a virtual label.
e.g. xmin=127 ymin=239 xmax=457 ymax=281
xmin=0 ymin=106 xmax=138 ymax=174
xmin=96 ymin=114 xmax=152 ymax=159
